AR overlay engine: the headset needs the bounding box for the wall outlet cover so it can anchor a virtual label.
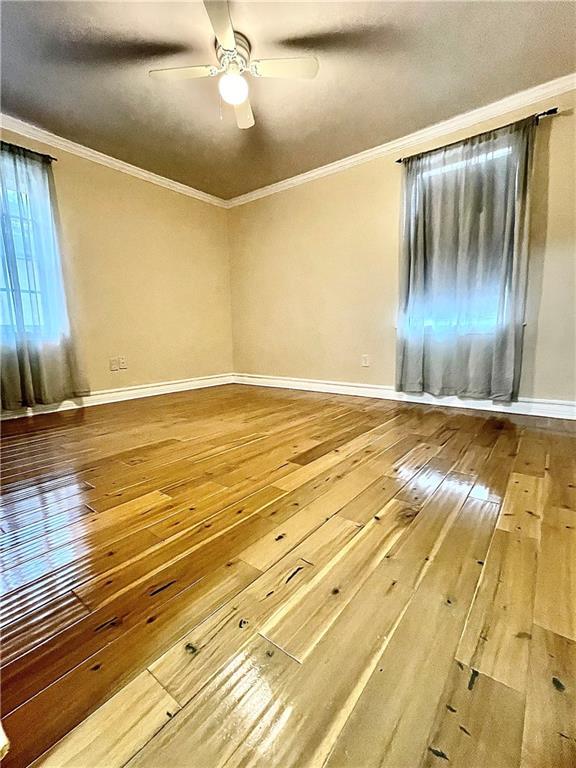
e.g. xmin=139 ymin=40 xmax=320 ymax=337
xmin=109 ymin=357 xmax=119 ymax=372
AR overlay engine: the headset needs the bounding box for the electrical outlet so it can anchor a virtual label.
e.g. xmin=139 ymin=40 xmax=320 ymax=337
xmin=118 ymin=356 xmax=128 ymax=370
xmin=361 ymin=354 xmax=371 ymax=367
xmin=109 ymin=357 xmax=119 ymax=372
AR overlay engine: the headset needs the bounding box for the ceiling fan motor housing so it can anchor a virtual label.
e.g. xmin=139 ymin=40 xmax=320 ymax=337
xmin=216 ymin=31 xmax=251 ymax=73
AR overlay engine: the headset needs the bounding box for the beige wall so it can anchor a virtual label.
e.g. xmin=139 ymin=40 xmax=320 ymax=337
xmin=229 ymin=91 xmax=576 ymax=402
xmin=3 ymin=91 xmax=575 ymax=403
xmin=2 ymin=128 xmax=234 ymax=392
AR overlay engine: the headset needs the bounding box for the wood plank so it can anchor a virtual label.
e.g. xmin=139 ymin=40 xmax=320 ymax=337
xmin=473 ymin=418 xmax=511 ymax=449
xmin=129 ymin=496 xmax=496 ymax=768
xmin=257 ymin=430 xmax=413 ymax=527
xmin=1 ymin=527 xmax=160 ymax=596
xmin=336 ymin=474 xmax=402 ymax=524
xmin=0 ymin=502 xmax=92 ymax=535
xmin=492 ymin=430 xmax=520 ymax=459
xmin=0 ymin=482 xmax=92 ymax=522
xmin=238 ymin=502 xmax=334 ymax=571
xmin=394 ymin=456 xmax=455 ymax=508
xmin=1 ymin=591 xmax=90 ymax=666
xmin=434 ymin=428 xmax=471 ymax=458
xmin=126 ymin=575 xmax=411 ymax=767
xmin=1 ymin=513 xmax=109 ymax=571
xmin=31 ymin=671 xmax=181 ymax=768
xmin=521 ymin=624 xmax=576 ymax=768
xmin=212 ymin=435 xmax=320 ymax=487
xmin=2 ymin=535 xmax=262 ymax=716
xmin=384 ymin=472 xmax=475 ymax=588
xmin=497 ymin=472 xmax=544 ymax=539
xmin=85 ymin=488 xmax=174 ymax=515
xmin=148 ymin=484 xmax=285 ymax=540
xmin=239 ymin=464 xmax=380 ymax=571
xmin=534 ymin=505 xmax=576 ymax=640
xmin=0 ymin=475 xmax=93 ymax=506
xmin=131 ymin=636 xmax=301 ymax=768
xmin=385 ymin=441 xmax=440 ymax=482
xmin=1 ymin=560 xmax=259 ymax=768
xmin=272 ymin=421 xmax=411 ymax=493
xmin=469 ymin=454 xmax=514 ymax=504
xmin=289 ymin=421 xmax=378 ymax=465
xmin=512 ymin=436 xmax=548 ymax=476
xmin=418 ymin=661 xmax=524 ymax=768
xmin=149 ymin=558 xmax=313 ymax=707
xmin=260 ymin=503 xmax=417 ymax=661
xmin=324 ymin=497 xmax=499 ymax=768
xmin=287 ymin=513 xmax=361 ymax=566
xmin=453 ymin=442 xmax=491 ymax=475
xmin=74 ymin=490 xmax=282 ymax=609
xmin=0 ymin=528 xmax=161 ymax=628
xmin=456 ymin=529 xmax=537 ymax=692
xmin=545 ymin=457 xmax=576 ymax=510
xmin=150 ymin=514 xmax=361 ymax=707
xmin=145 ymin=481 xmax=285 ymax=540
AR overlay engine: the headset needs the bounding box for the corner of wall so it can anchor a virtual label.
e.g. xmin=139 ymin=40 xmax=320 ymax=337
xmin=224 ymin=205 xmax=242 ymax=374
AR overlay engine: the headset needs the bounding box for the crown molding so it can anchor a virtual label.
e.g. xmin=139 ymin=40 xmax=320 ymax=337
xmin=2 ymin=72 xmax=574 ymax=210
xmin=0 ymin=113 xmax=228 ymax=209
xmin=225 ymin=72 xmax=576 ymax=207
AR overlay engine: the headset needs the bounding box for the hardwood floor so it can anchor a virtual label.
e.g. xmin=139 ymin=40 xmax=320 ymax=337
xmin=1 ymin=384 xmax=574 ymax=768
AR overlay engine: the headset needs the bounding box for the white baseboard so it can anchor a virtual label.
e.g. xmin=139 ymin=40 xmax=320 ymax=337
xmin=2 ymin=371 xmax=574 ymax=421
xmin=233 ymin=373 xmax=576 ymax=420
xmin=0 ymin=373 xmax=236 ymax=420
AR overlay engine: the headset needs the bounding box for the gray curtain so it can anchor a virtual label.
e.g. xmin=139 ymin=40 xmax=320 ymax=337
xmin=396 ymin=117 xmax=537 ymax=402
xmin=1 ymin=142 xmax=87 ymax=410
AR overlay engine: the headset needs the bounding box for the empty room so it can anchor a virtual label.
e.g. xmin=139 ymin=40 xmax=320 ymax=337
xmin=0 ymin=1 xmax=575 ymax=766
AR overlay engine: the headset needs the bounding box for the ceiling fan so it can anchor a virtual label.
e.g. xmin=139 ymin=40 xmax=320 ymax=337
xmin=148 ymin=0 xmax=319 ymax=129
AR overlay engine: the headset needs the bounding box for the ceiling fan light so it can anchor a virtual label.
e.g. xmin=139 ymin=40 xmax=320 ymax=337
xmin=218 ymin=72 xmax=249 ymax=105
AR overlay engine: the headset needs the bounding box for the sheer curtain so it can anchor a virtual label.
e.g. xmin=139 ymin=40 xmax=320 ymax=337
xmin=1 ymin=142 xmax=86 ymax=410
xmin=396 ymin=117 xmax=537 ymax=402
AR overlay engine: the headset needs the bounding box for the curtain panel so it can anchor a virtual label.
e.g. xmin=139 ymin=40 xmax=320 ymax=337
xmin=1 ymin=142 xmax=87 ymax=410
xmin=396 ymin=117 xmax=537 ymax=402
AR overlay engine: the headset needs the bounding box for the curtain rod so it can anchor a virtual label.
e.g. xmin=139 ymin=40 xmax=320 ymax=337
xmin=394 ymin=107 xmax=559 ymax=164
xmin=0 ymin=140 xmax=58 ymax=163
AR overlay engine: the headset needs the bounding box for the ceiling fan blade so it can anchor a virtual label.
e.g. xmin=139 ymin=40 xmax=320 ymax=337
xmin=149 ymin=64 xmax=216 ymax=79
xmin=250 ymin=57 xmax=319 ymax=79
xmin=203 ymin=0 xmax=237 ymax=52
xmin=234 ymin=99 xmax=255 ymax=129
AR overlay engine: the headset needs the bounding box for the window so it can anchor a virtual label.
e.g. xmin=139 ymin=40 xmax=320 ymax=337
xmin=396 ymin=117 xmax=537 ymax=401
xmin=1 ymin=142 xmax=83 ymax=410
xmin=1 ymin=142 xmax=70 ymax=342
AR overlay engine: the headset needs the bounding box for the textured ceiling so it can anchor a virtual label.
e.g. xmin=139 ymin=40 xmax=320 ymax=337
xmin=2 ymin=1 xmax=575 ymax=199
